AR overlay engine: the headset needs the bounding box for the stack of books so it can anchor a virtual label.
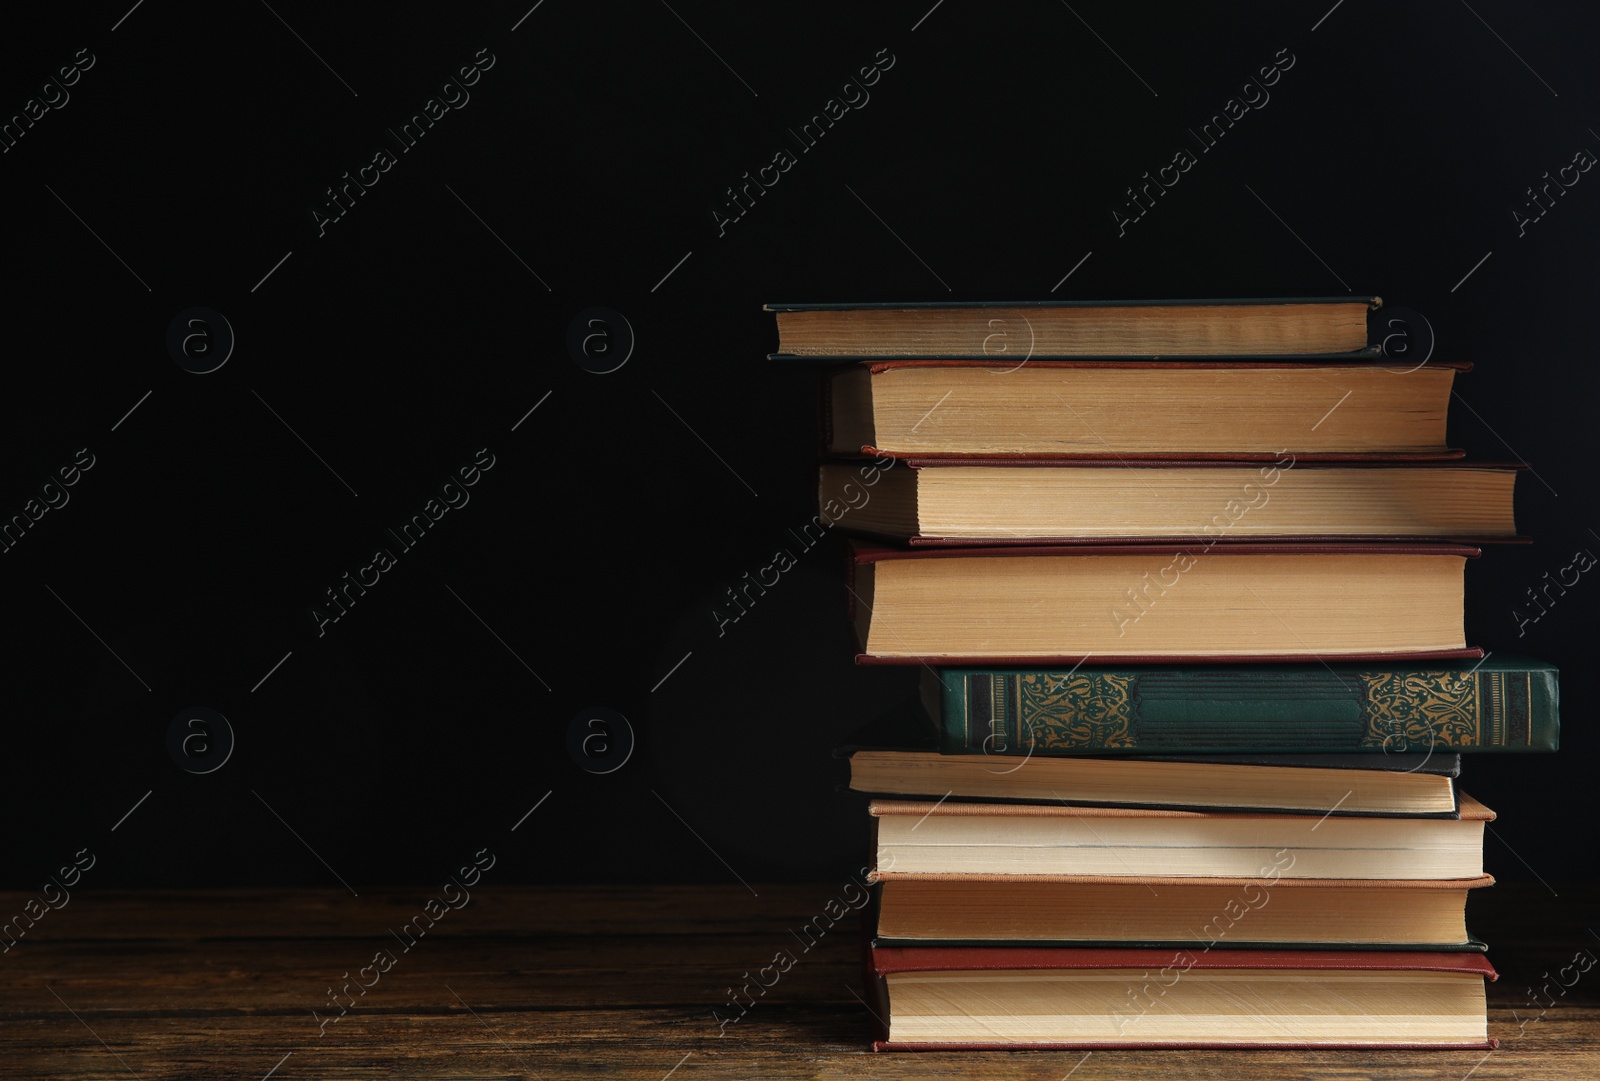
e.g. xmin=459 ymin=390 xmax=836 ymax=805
xmin=768 ymin=297 xmax=1560 ymax=1051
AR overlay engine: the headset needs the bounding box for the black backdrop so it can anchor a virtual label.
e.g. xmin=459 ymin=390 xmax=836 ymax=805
xmin=1 ymin=0 xmax=1595 ymax=892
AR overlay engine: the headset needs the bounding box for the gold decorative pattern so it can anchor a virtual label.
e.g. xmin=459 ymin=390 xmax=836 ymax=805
xmin=1017 ymin=673 xmax=1136 ymax=750
xmin=1357 ymin=671 xmax=1487 ymax=751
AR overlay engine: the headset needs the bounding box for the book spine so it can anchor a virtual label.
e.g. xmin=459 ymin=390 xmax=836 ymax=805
xmin=939 ymin=666 xmax=1558 ymax=755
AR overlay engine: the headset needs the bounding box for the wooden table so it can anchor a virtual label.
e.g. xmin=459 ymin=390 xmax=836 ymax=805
xmin=2 ymin=883 xmax=1595 ymax=1079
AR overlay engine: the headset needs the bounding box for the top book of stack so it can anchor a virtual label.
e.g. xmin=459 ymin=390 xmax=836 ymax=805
xmin=766 ymin=297 xmax=1379 ymax=359
xmin=765 ymin=298 xmax=1471 ymax=461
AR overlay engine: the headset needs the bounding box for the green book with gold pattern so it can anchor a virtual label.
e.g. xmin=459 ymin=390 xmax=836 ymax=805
xmin=926 ymin=657 xmax=1558 ymax=755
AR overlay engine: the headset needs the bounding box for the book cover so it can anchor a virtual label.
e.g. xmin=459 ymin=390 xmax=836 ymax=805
xmin=869 ymin=874 xmax=1492 ymax=952
xmin=821 ymin=456 xmax=1526 ymax=545
xmin=845 ymin=748 xmax=1462 ymax=817
xmin=820 ymin=360 xmax=1468 ymax=461
xmin=865 ymin=944 xmax=1498 ymax=1051
xmin=868 ymin=795 xmax=1493 ymax=881
xmin=848 ymin=540 xmax=1484 ymax=665
xmin=768 ymin=297 xmax=1384 ymax=360
xmin=932 ymin=657 xmax=1558 ymax=755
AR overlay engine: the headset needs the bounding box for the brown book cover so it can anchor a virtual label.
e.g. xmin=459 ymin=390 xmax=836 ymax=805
xmin=846 ymin=540 xmax=1484 ymax=665
xmin=871 ymin=944 xmax=1501 ymax=975
xmin=818 ymin=358 xmax=1470 ymax=462
xmin=857 ymin=450 xmax=1504 ymax=463
xmin=769 ymin=297 xmax=1385 ymax=359
xmin=867 ymin=795 xmax=1494 ymax=883
xmin=867 ymin=791 xmax=1496 ymax=832
xmin=865 ymin=944 xmax=1498 ymax=1050
xmin=823 ymin=456 xmax=1528 ymax=546
xmin=871 ymin=874 xmax=1495 ymax=952
xmin=848 ymin=539 xmax=1485 ymax=564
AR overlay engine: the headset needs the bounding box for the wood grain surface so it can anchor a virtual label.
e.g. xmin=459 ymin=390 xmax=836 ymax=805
xmin=0 ymin=883 xmax=1594 ymax=1079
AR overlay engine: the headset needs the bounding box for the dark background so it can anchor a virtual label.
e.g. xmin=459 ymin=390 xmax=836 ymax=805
xmin=0 ymin=0 xmax=1594 ymax=893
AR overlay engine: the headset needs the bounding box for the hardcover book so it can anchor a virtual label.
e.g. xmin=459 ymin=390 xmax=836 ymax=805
xmin=872 ymin=875 xmax=1492 ymax=950
xmin=867 ymin=795 xmax=1494 ymax=880
xmin=767 ymin=297 xmax=1379 ymax=358
xmin=848 ymin=540 xmax=1480 ymax=663
xmin=846 ymin=749 xmax=1462 ymax=816
xmin=820 ymin=359 xmax=1464 ymax=458
xmin=925 ymin=657 xmax=1559 ymax=755
xmin=865 ymin=945 xmax=1498 ymax=1049
xmin=820 ymin=458 xmax=1522 ymax=544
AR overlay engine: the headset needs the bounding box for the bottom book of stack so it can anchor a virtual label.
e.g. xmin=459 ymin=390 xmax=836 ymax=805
xmin=865 ymin=947 xmax=1497 ymax=1050
xmin=855 ymin=754 xmax=1498 ymax=1050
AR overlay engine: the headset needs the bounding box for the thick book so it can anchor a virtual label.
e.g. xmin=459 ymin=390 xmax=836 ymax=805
xmin=822 ymin=458 xmax=1522 ymax=544
xmin=927 ymin=657 xmax=1560 ymax=754
xmin=846 ymin=749 xmax=1461 ymax=816
xmin=873 ymin=874 xmax=1492 ymax=950
xmin=848 ymin=540 xmax=1480 ymax=664
xmin=865 ymin=945 xmax=1497 ymax=1049
xmin=868 ymin=794 xmax=1494 ymax=880
xmin=767 ymin=297 xmax=1379 ymax=358
xmin=820 ymin=359 xmax=1465 ymax=459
